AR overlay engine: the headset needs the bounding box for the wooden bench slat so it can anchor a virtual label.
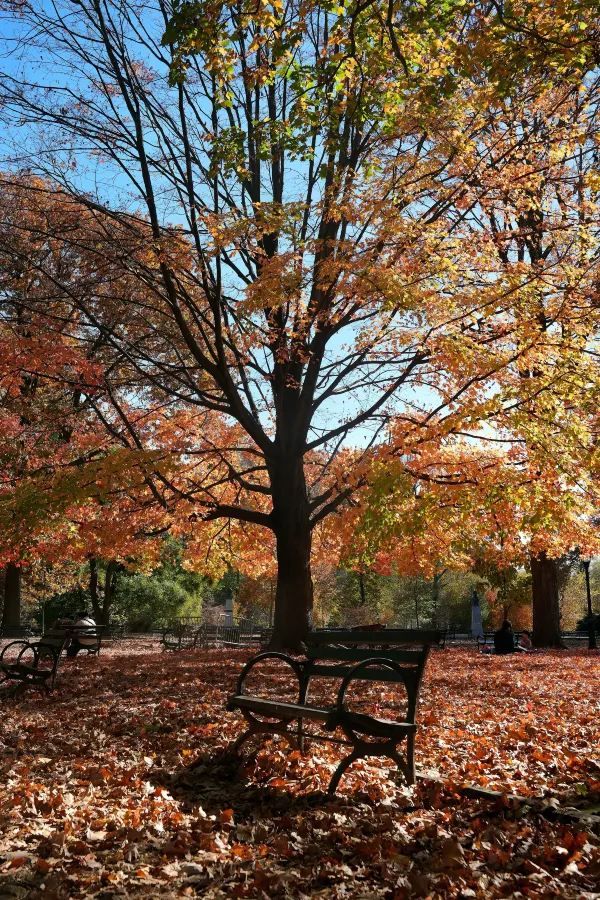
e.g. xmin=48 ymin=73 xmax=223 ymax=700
xmin=229 ymin=696 xmax=330 ymax=720
xmin=306 ymin=646 xmax=424 ymax=664
xmin=228 ymin=695 xmax=333 ymax=722
xmin=40 ymin=627 xmax=102 ymax=655
xmin=306 ymin=629 xmax=442 ymax=645
xmin=308 ymin=663 xmax=412 ymax=683
xmin=341 ymin=711 xmax=417 ymax=738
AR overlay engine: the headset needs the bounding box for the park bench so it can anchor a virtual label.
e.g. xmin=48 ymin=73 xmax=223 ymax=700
xmin=216 ymin=623 xmax=242 ymax=646
xmin=259 ymin=627 xmax=273 ymax=648
xmin=226 ymin=628 xmax=442 ymax=794
xmin=477 ymin=631 xmax=524 ymax=653
xmin=162 ymin=620 xmax=264 ymax=651
xmin=161 ymin=617 xmax=216 ymax=651
xmin=42 ymin=624 xmax=104 ymax=656
xmin=561 ymin=630 xmax=590 ymax=644
xmin=70 ymin=624 xmax=104 ymax=655
xmin=161 ymin=621 xmax=197 ymax=651
xmin=195 ymin=624 xmax=219 ymax=647
xmin=444 ymin=623 xmax=466 ymax=643
xmin=477 ymin=632 xmax=495 ymax=652
xmin=0 ymin=624 xmax=33 ymax=640
xmin=0 ymin=638 xmax=65 ymax=693
xmin=215 ymin=618 xmax=261 ymax=648
xmin=105 ymin=623 xmax=126 ymax=640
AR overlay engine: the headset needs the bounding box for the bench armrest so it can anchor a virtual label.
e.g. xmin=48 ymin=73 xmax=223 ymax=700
xmin=334 ymin=656 xmax=414 ymax=727
xmin=0 ymin=640 xmax=30 ymax=664
xmin=33 ymin=641 xmax=60 ymax=658
xmin=234 ymin=651 xmax=305 ymax=698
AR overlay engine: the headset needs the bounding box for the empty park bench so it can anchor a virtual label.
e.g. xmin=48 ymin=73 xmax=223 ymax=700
xmin=259 ymin=627 xmax=273 ymax=648
xmin=161 ymin=621 xmax=199 ymax=651
xmin=0 ymin=624 xmax=33 ymax=640
xmin=105 ymin=623 xmax=126 ymax=640
xmin=561 ymin=630 xmax=591 ymax=645
xmin=162 ymin=620 xmax=262 ymax=651
xmin=0 ymin=638 xmax=65 ymax=693
xmin=226 ymin=628 xmax=442 ymax=794
xmin=195 ymin=624 xmax=219 ymax=647
xmin=444 ymin=623 xmax=467 ymax=644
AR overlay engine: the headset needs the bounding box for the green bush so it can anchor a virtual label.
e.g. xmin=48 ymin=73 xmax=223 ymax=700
xmin=36 ymin=587 xmax=89 ymax=630
xmin=111 ymin=575 xmax=196 ymax=631
xmin=576 ymin=612 xmax=600 ymax=633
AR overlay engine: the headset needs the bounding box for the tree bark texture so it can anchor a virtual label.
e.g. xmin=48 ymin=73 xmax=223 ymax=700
xmin=1 ymin=563 xmax=21 ymax=629
xmin=102 ymin=561 xmax=119 ymax=626
xmin=89 ymin=557 xmax=118 ymax=625
xmin=269 ymin=457 xmax=313 ymax=649
xmin=89 ymin=557 xmax=100 ymax=621
xmin=531 ymin=552 xmax=563 ymax=647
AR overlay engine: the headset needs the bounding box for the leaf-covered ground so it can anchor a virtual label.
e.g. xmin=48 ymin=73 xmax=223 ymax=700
xmin=0 ymin=644 xmax=598 ymax=898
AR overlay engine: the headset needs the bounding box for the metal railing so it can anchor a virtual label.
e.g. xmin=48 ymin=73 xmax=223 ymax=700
xmin=159 ymin=614 xmax=267 ymax=650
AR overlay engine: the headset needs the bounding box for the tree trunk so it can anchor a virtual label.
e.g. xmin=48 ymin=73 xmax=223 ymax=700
xmin=531 ymin=552 xmax=563 ymax=648
xmin=1 ymin=563 xmax=21 ymax=630
xmin=101 ymin=561 xmax=119 ymax=626
xmin=431 ymin=572 xmax=441 ymax=625
xmin=269 ymin=458 xmax=314 ymax=650
xmin=358 ymin=572 xmax=367 ymax=606
xmin=89 ymin=557 xmax=101 ymax=621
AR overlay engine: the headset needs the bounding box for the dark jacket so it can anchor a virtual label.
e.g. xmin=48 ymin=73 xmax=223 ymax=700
xmin=494 ymin=628 xmax=515 ymax=654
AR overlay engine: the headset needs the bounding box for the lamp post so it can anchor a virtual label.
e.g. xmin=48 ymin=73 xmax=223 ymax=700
xmin=582 ymin=560 xmax=597 ymax=650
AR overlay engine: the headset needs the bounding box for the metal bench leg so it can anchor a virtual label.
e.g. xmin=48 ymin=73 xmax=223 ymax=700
xmin=390 ymin=747 xmax=412 ymax=785
xmin=297 ymin=718 xmax=309 ymax=754
xmin=392 ymin=734 xmax=416 ymax=784
xmin=281 ymin=725 xmax=301 ymax=753
xmin=230 ymin=726 xmax=257 ymax=756
xmin=327 ymin=749 xmax=361 ymax=795
xmin=297 ymin=674 xmax=310 ymax=754
xmin=228 ymin=719 xmax=299 ymax=760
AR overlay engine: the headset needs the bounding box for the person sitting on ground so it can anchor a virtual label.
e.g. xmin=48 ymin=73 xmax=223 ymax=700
xmin=517 ymin=630 xmax=533 ymax=652
xmin=66 ymin=610 xmax=97 ymax=657
xmin=494 ymin=619 xmax=516 ymax=655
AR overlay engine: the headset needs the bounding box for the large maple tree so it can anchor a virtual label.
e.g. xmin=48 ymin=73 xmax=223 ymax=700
xmin=1 ymin=1 xmax=599 ymax=645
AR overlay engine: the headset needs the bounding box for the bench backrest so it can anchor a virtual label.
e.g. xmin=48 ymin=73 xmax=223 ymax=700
xmin=0 ymin=625 xmax=33 ymax=639
xmin=478 ymin=631 xmax=523 ymax=649
xmin=41 ymin=626 xmax=102 ymax=653
xmin=304 ymin=629 xmax=442 ymax=721
xmin=32 ymin=640 xmax=62 ymax=672
xmin=40 ymin=629 xmax=70 ymax=653
xmin=71 ymin=626 xmax=103 ymax=643
xmin=217 ymin=624 xmax=241 ymax=644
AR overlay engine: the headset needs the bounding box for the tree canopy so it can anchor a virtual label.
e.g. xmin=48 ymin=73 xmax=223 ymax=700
xmin=0 ymin=0 xmax=599 ymax=644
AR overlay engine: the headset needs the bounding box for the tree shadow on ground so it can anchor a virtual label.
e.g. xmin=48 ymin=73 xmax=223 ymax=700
xmin=158 ymin=750 xmax=317 ymax=815
xmin=150 ymin=746 xmax=396 ymax=823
